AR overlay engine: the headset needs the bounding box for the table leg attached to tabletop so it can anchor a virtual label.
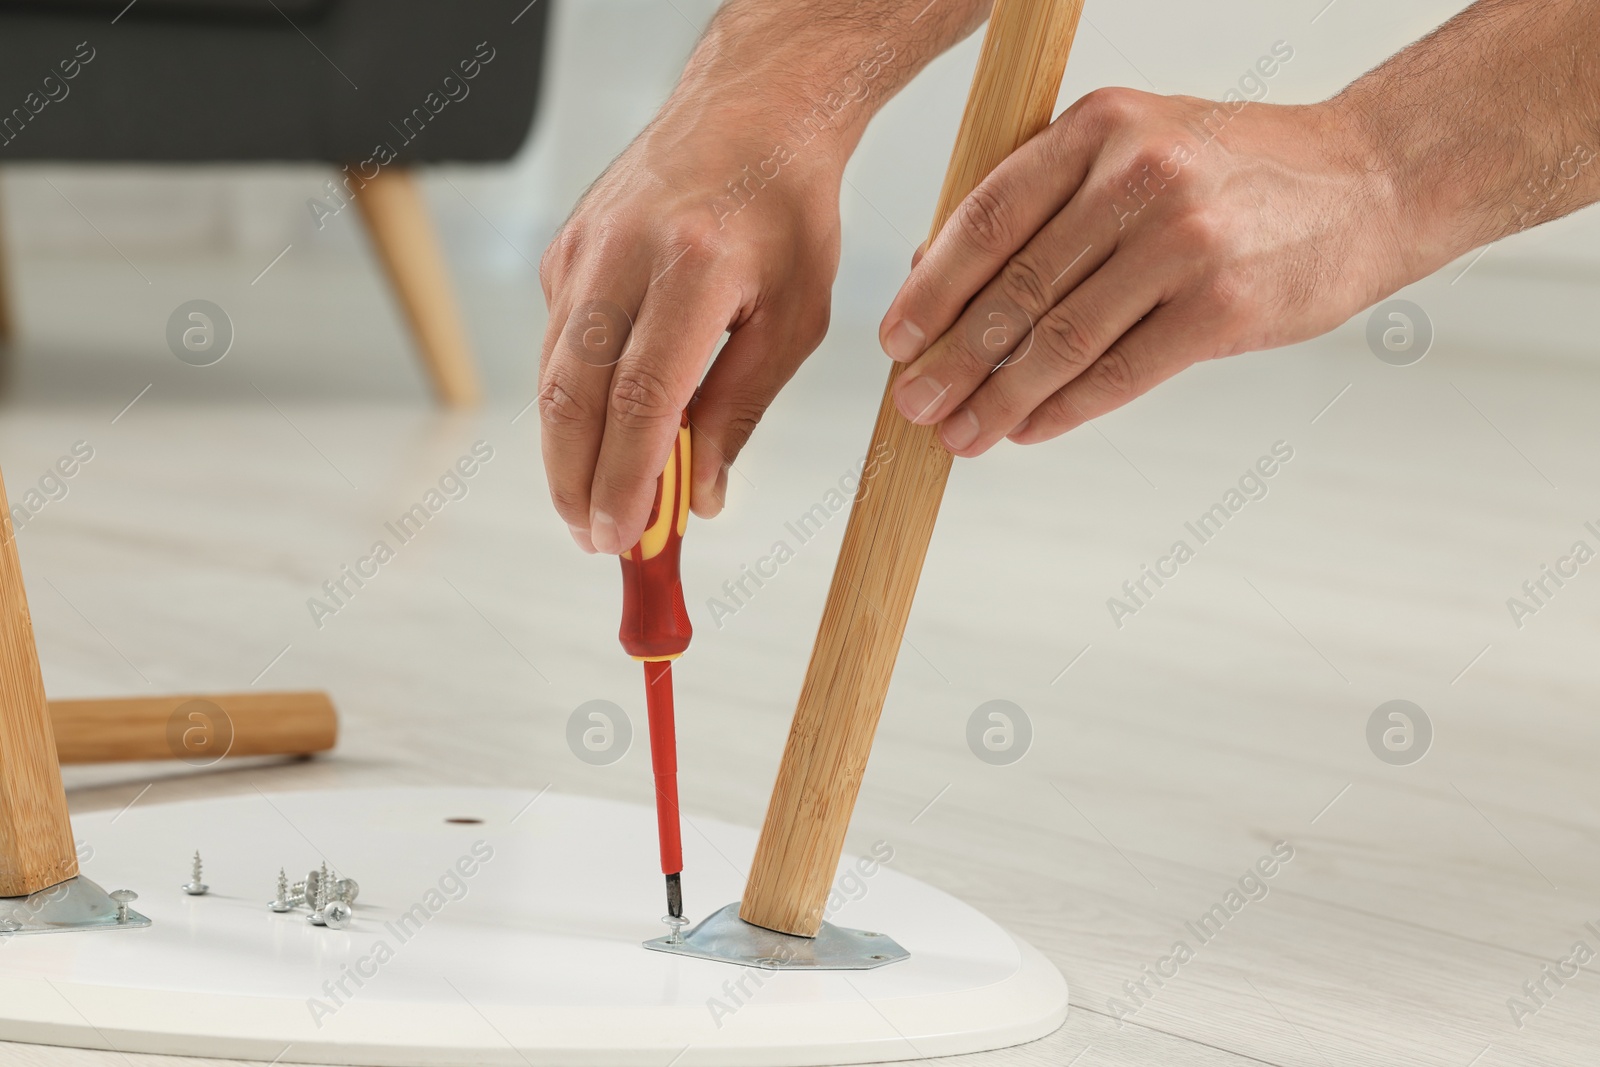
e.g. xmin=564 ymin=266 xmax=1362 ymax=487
xmin=648 ymin=0 xmax=1087 ymax=968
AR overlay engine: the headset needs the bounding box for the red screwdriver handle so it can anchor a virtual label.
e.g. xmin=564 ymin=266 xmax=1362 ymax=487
xmin=618 ymin=417 xmax=692 ymax=661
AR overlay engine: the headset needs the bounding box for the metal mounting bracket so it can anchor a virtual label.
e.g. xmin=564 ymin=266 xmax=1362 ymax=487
xmin=643 ymin=902 xmax=907 ymax=970
xmin=0 ymin=875 xmax=149 ymax=935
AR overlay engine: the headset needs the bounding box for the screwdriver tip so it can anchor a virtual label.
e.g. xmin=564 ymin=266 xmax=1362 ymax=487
xmin=665 ymin=871 xmax=683 ymax=920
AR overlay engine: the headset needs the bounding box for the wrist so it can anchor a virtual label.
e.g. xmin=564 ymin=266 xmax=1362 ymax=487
xmin=664 ymin=21 xmax=908 ymax=179
xmin=651 ymin=83 xmax=855 ymax=189
xmin=1320 ymin=91 xmax=1441 ymax=289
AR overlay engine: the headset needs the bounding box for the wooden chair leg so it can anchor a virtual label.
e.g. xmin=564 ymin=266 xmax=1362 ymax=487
xmin=354 ymin=167 xmax=482 ymax=408
xmin=0 ymin=466 xmax=79 ymax=897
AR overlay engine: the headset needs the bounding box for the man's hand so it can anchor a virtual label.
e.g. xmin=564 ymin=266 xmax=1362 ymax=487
xmin=876 ymin=88 xmax=1400 ymax=454
xmin=543 ymin=0 xmax=1600 ymax=549
xmin=538 ymin=113 xmax=841 ymax=553
xmin=537 ymin=0 xmax=990 ymax=554
xmin=880 ymin=0 xmax=1600 ymax=456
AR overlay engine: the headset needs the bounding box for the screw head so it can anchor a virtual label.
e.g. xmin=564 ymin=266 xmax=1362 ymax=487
xmin=320 ymin=902 xmax=353 ymax=930
xmin=109 ymin=889 xmax=138 ymax=923
xmin=182 ymin=882 xmax=209 ymax=896
xmin=334 ymin=877 xmax=359 ymax=904
xmin=660 ymin=913 xmax=690 ymax=944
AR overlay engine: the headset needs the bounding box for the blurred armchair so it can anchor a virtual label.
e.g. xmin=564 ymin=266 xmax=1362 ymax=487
xmin=0 ymin=0 xmax=553 ymax=406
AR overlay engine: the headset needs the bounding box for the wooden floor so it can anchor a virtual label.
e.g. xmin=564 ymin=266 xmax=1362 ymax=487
xmin=2 ymin=289 xmax=1598 ymax=1065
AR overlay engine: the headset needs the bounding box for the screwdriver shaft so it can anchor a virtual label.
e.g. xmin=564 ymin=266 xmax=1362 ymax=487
xmin=643 ymin=659 xmax=683 ymax=914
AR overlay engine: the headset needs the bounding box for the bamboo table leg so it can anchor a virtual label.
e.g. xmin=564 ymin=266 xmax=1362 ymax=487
xmin=49 ymin=691 xmax=338 ymax=764
xmin=0 ymin=467 xmax=77 ymax=896
xmin=740 ymin=0 xmax=1086 ymax=937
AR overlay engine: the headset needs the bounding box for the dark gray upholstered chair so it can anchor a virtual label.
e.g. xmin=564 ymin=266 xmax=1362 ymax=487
xmin=0 ymin=0 xmax=553 ymax=405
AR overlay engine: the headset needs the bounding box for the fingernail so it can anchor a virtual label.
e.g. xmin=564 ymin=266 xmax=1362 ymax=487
xmin=591 ymin=510 xmax=621 ymax=554
xmin=567 ymin=523 xmax=596 ymax=553
xmin=942 ymin=408 xmax=980 ymax=451
xmin=884 ymin=319 xmax=926 ymax=361
xmin=896 ymin=374 xmax=948 ymax=424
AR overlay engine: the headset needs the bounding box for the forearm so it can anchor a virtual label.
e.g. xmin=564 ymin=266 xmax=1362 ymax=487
xmin=1339 ymin=0 xmax=1600 ymax=278
xmin=650 ymin=0 xmax=993 ymax=176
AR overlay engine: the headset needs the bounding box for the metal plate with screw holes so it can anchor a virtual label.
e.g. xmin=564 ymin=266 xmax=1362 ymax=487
xmin=0 ymin=876 xmax=151 ymax=934
xmin=643 ymin=902 xmax=908 ymax=969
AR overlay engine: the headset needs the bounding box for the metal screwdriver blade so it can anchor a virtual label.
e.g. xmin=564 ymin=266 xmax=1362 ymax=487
xmin=665 ymin=871 xmax=682 ymax=919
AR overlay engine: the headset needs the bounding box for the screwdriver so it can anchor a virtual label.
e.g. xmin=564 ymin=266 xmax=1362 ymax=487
xmin=617 ymin=414 xmax=693 ymax=930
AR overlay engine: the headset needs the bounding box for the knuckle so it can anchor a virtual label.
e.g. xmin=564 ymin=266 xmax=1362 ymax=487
xmin=1125 ymin=140 xmax=1171 ymax=181
xmin=896 ymin=272 xmax=943 ymax=324
xmin=661 ymin=218 xmax=727 ymax=265
xmin=954 ymin=183 xmax=1014 ymax=256
xmin=967 ymin=303 xmax=1028 ymax=366
xmin=1089 ymin=347 xmax=1142 ymax=400
xmin=1032 ymin=389 xmax=1084 ymax=436
xmin=540 ymin=225 xmax=582 ymax=286
xmin=537 ymin=376 xmax=588 ymax=437
xmin=999 ymin=255 xmax=1055 ymax=312
xmin=609 ymin=366 xmax=678 ymax=428
xmin=1032 ymin=308 xmax=1099 ymax=372
xmin=718 ymin=407 xmax=764 ymax=458
xmin=946 ymin=325 xmax=1003 ymax=376
xmin=1170 ymin=208 xmax=1230 ymax=258
xmin=797 ymin=301 xmax=832 ymax=350
xmin=1076 ymin=86 xmax=1145 ymax=129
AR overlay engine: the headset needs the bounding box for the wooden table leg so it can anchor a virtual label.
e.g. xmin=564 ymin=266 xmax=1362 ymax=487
xmin=0 ymin=466 xmax=78 ymax=896
xmin=739 ymin=0 xmax=1086 ymax=937
xmin=49 ymin=691 xmax=338 ymax=764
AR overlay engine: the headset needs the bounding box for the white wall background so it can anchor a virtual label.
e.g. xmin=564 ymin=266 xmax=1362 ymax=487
xmin=5 ymin=0 xmax=1597 ymax=357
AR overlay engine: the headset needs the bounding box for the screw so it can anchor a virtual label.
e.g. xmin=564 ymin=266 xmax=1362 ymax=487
xmin=181 ymin=851 xmax=208 ymax=895
xmin=320 ymin=901 xmax=352 ymax=930
xmin=109 ymin=889 xmax=138 ymax=924
xmin=307 ymin=862 xmax=331 ymax=925
xmin=333 ymin=876 xmax=359 ymax=904
xmin=661 ymin=913 xmax=690 ymax=944
xmin=269 ymin=868 xmax=296 ymax=912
